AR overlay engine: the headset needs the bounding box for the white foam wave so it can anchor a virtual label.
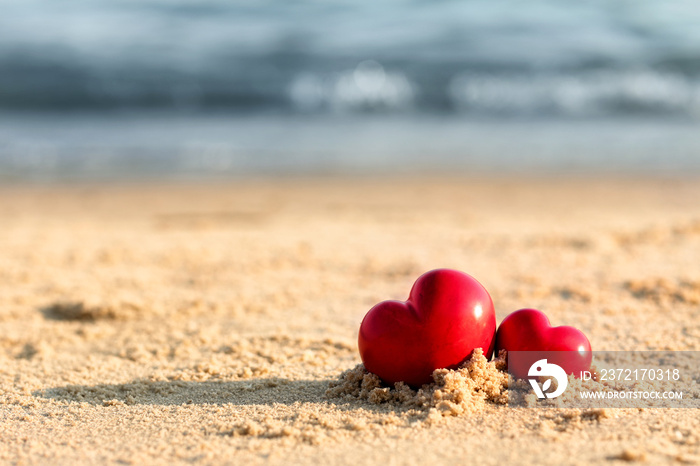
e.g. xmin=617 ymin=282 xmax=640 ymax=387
xmin=289 ymin=61 xmax=415 ymax=113
xmin=449 ymin=71 xmax=700 ymax=116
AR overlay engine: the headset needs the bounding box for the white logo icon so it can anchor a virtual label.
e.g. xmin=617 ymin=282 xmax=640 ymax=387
xmin=528 ymin=359 xmax=568 ymax=399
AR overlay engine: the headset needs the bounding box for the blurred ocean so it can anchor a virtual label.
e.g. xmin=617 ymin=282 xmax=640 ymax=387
xmin=2 ymin=0 xmax=700 ymax=178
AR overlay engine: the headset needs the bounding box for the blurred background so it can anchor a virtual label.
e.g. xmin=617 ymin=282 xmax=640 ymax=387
xmin=3 ymin=0 xmax=700 ymax=180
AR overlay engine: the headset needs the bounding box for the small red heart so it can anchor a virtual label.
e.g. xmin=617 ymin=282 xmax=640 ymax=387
xmin=358 ymin=268 xmax=496 ymax=387
xmin=495 ymin=308 xmax=592 ymax=379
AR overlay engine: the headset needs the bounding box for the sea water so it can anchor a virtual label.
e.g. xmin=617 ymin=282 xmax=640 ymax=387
xmin=2 ymin=0 xmax=700 ymax=179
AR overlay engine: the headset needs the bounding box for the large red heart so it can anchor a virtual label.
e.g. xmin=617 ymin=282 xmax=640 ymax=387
xmin=358 ymin=268 xmax=496 ymax=387
xmin=495 ymin=308 xmax=592 ymax=379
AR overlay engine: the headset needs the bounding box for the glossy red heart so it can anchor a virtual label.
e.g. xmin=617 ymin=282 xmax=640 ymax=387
xmin=495 ymin=308 xmax=592 ymax=379
xmin=358 ymin=268 xmax=496 ymax=387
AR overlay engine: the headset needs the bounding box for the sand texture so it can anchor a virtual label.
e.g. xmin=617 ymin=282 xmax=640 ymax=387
xmin=0 ymin=176 xmax=699 ymax=465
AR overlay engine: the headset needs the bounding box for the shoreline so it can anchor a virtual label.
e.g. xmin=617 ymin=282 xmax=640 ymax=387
xmin=3 ymin=114 xmax=700 ymax=181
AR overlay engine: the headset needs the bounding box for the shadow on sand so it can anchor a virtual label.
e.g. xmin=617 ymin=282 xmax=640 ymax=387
xmin=34 ymin=378 xmax=340 ymax=407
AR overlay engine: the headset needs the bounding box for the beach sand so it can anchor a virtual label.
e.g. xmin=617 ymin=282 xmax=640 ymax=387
xmin=0 ymin=175 xmax=698 ymax=464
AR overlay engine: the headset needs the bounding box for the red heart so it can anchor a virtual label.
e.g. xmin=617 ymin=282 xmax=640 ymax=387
xmin=495 ymin=308 xmax=592 ymax=379
xmin=358 ymin=268 xmax=496 ymax=387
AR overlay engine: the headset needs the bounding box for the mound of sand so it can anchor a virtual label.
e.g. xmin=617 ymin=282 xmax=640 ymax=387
xmin=326 ymin=349 xmax=509 ymax=418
